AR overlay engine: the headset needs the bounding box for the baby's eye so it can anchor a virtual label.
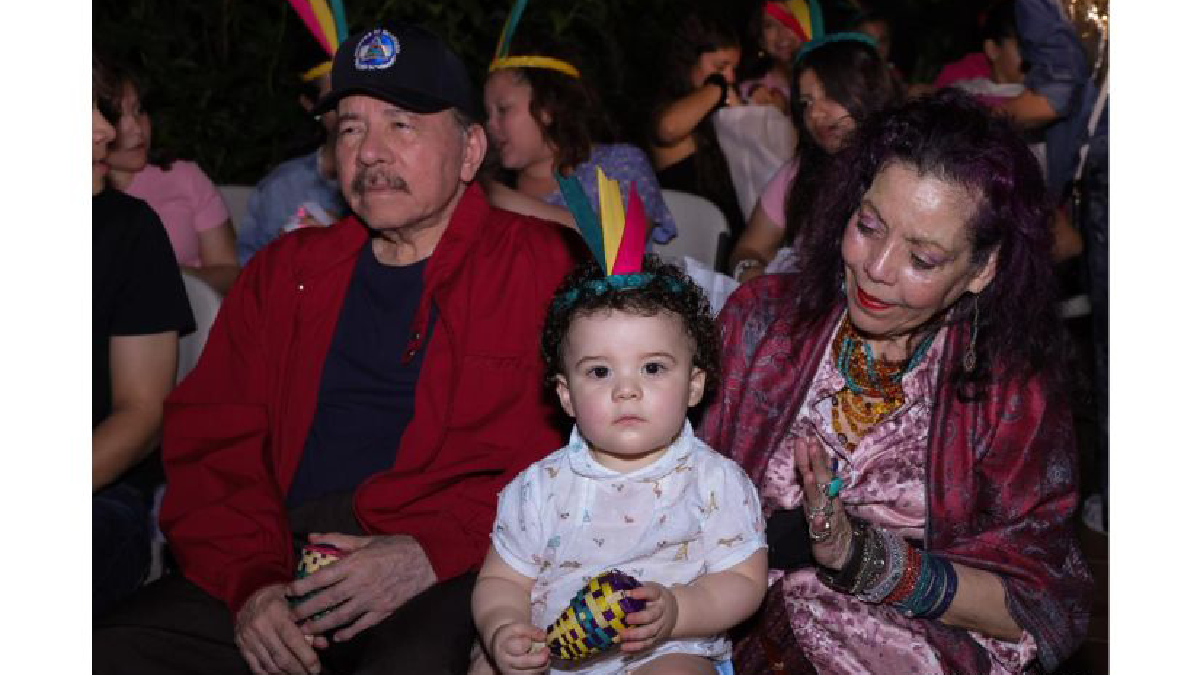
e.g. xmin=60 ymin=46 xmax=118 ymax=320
xmin=586 ymin=365 xmax=610 ymax=379
xmin=643 ymin=361 xmax=668 ymax=376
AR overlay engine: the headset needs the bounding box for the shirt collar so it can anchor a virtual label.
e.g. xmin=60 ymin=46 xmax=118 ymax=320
xmin=565 ymin=420 xmax=695 ymax=481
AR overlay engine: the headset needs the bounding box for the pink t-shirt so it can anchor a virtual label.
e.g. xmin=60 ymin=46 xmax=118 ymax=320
xmin=758 ymin=157 xmax=800 ymax=229
xmin=126 ymin=161 xmax=230 ymax=268
xmin=933 ymin=52 xmax=992 ymax=89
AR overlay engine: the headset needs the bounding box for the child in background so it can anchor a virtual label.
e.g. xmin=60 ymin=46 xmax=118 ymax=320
xmin=472 ymin=255 xmax=767 ymax=675
xmin=739 ymin=0 xmax=824 ymax=112
xmin=648 ymin=9 xmax=747 ymax=242
xmin=100 ymin=59 xmax=240 ymax=294
xmin=933 ymin=0 xmax=1026 ymax=108
xmin=483 ymin=17 xmax=677 ymax=246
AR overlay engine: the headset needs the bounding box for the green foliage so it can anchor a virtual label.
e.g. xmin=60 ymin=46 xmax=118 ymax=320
xmin=94 ymin=0 xmax=984 ymax=185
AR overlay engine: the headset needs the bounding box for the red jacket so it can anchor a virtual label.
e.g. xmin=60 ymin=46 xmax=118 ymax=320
xmin=161 ymin=184 xmax=583 ymax=614
xmin=700 ymin=274 xmax=1092 ymax=673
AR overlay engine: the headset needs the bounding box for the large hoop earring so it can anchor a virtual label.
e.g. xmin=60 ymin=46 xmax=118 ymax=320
xmin=963 ymin=295 xmax=979 ymax=373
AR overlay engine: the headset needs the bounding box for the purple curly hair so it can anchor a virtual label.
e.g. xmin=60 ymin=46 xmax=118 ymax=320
xmin=791 ymin=88 xmax=1067 ymax=394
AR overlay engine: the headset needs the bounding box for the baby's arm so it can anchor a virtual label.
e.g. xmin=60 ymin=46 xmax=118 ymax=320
xmin=472 ymin=546 xmax=549 ymax=674
xmin=620 ymin=548 xmax=768 ymax=651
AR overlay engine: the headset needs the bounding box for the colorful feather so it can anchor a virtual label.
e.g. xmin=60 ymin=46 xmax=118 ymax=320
xmin=307 ymin=0 xmax=339 ymax=57
xmin=494 ymin=0 xmax=529 ymax=61
xmin=596 ymin=168 xmax=626 ymax=275
xmin=555 ymin=174 xmax=604 ymax=267
xmin=330 ymin=0 xmax=349 ymax=43
xmin=288 ymin=0 xmax=333 ymax=55
xmin=611 ymin=184 xmax=647 ymax=276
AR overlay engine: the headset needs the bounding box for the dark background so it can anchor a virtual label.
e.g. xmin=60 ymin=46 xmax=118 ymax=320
xmin=94 ymin=0 xmax=990 ymax=185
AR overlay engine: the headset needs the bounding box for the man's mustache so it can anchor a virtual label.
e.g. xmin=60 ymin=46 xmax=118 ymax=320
xmin=351 ymin=169 xmax=410 ymax=195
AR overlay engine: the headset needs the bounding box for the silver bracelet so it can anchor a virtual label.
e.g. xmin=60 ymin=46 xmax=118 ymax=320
xmin=732 ymin=258 xmax=765 ymax=281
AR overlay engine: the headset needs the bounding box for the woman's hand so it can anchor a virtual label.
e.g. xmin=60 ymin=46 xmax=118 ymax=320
xmin=488 ymin=621 xmax=549 ymax=675
xmin=619 ymin=582 xmax=679 ymax=653
xmin=794 ymin=435 xmax=854 ymax=569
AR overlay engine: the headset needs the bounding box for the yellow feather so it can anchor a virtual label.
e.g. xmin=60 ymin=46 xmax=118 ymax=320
xmin=308 ymin=0 xmax=339 ymax=53
xmin=596 ymin=168 xmax=625 ymax=275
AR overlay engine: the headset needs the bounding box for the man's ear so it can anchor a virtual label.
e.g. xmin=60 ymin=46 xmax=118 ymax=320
xmin=555 ymin=374 xmax=576 ymax=418
xmin=687 ymin=366 xmax=706 ymax=408
xmin=459 ymin=123 xmax=488 ymax=183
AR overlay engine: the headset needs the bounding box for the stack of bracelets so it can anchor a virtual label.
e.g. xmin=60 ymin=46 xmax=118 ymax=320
xmin=816 ymin=517 xmax=959 ymax=620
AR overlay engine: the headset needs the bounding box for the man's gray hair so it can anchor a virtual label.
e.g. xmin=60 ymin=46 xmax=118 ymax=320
xmin=451 ymin=108 xmax=479 ymax=134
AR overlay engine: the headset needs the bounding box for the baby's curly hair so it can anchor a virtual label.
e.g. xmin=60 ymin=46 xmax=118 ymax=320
xmin=541 ymin=255 xmax=720 ymax=396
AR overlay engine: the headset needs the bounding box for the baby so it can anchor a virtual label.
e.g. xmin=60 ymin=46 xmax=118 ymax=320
xmin=472 ymin=256 xmax=767 ymax=675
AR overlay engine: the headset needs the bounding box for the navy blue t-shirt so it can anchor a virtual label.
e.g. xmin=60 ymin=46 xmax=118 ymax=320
xmin=286 ymin=243 xmax=434 ymax=508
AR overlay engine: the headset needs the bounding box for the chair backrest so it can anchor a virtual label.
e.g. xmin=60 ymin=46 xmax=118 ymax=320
xmin=655 ymin=189 xmax=730 ymax=270
xmin=217 ymin=184 xmax=254 ymax=234
xmin=177 ymin=274 xmax=222 ymax=383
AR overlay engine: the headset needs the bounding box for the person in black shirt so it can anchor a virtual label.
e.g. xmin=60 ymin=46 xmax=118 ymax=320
xmin=93 ymin=53 xmax=194 ymax=617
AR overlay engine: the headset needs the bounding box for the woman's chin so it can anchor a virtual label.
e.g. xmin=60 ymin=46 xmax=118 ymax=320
xmin=106 ymin=153 xmax=148 ymax=174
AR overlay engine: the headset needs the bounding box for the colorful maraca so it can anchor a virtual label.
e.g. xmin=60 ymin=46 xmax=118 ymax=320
xmin=290 ymin=543 xmax=344 ymax=623
xmin=545 ymin=569 xmax=647 ymax=661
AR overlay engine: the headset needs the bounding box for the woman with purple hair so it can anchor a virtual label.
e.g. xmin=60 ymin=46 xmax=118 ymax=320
xmin=701 ymin=89 xmax=1091 ymax=674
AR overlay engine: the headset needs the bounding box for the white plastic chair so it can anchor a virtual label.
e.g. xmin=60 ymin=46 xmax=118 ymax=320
xmin=217 ymin=184 xmax=254 ymax=235
xmin=147 ymin=273 xmax=224 ymax=583
xmin=176 ymin=273 xmax=222 ymax=383
xmin=656 ymin=189 xmax=731 ymax=270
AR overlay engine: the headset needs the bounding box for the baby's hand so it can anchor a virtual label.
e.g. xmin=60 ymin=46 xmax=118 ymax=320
xmin=490 ymin=622 xmax=549 ymax=675
xmin=618 ymin=582 xmax=678 ymax=653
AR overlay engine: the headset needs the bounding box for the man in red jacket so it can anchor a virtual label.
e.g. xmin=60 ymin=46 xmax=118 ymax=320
xmin=95 ymin=23 xmax=582 ymax=675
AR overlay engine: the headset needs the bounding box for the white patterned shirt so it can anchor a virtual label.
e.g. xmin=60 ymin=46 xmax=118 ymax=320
xmin=492 ymin=421 xmax=766 ymax=674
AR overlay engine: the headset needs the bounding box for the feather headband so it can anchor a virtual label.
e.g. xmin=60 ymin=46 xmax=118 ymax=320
xmin=551 ymin=169 xmax=676 ymax=309
xmin=765 ymin=0 xmax=825 ymax=44
xmin=489 ymin=0 xmax=581 ymax=79
xmin=288 ymin=0 xmax=349 ymax=81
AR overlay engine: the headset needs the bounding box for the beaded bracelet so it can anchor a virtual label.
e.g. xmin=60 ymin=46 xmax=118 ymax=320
xmin=882 ymin=544 xmax=922 ymax=605
xmin=862 ymin=529 xmax=907 ymax=604
xmin=894 ymin=552 xmax=960 ymax=620
xmin=816 ymin=518 xmax=869 ymax=594
xmin=853 ymin=526 xmax=889 ymax=595
xmin=922 ymin=556 xmax=950 ymax=616
xmin=820 ymin=521 xmax=960 ymax=623
xmin=898 ymin=552 xmax=937 ymax=617
xmin=926 ymin=558 xmax=959 ymax=620
xmin=849 ymin=525 xmax=883 ymax=595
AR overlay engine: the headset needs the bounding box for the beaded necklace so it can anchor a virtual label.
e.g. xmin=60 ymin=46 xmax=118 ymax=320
xmin=830 ymin=317 xmax=935 ymax=451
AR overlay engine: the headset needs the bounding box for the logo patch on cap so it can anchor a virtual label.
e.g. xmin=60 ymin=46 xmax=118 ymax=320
xmin=355 ymin=29 xmax=399 ymax=70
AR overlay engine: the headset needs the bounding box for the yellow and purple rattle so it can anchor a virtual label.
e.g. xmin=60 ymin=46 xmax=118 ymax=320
xmin=289 ymin=543 xmax=344 ymax=623
xmin=545 ymin=569 xmax=647 ymax=661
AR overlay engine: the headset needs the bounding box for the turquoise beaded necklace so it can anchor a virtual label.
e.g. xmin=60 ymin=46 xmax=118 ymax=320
xmin=836 ymin=324 xmax=937 ymax=395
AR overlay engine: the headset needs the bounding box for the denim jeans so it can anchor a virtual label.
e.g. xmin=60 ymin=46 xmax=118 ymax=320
xmin=93 ymin=482 xmax=151 ymax=618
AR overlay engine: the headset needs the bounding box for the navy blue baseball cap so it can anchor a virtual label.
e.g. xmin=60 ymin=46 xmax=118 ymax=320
xmin=313 ymin=23 xmax=482 ymax=122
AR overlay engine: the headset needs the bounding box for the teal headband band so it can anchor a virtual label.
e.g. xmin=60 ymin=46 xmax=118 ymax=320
xmin=792 ymin=31 xmax=878 ymax=68
xmin=552 ymin=273 xmax=684 ymax=312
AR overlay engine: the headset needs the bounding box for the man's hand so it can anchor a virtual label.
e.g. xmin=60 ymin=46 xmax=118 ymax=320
xmin=234 ymin=582 xmax=321 ymax=675
xmin=288 ymin=533 xmax=437 ymax=643
xmin=618 ymin=582 xmax=679 ymax=653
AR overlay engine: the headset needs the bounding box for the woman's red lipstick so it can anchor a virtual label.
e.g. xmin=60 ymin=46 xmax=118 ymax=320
xmin=856 ymin=286 xmax=893 ymax=311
